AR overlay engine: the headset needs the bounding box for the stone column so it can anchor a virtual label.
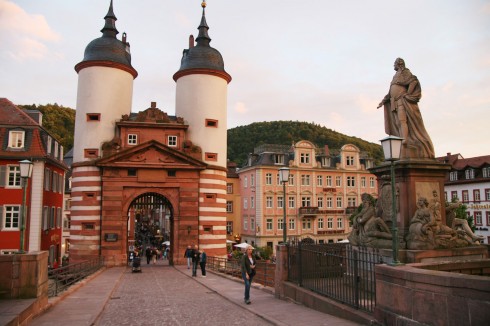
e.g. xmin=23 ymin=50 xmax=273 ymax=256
xmin=274 ymin=244 xmax=288 ymax=299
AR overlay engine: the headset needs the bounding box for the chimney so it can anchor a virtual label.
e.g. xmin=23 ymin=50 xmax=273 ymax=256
xmin=151 ymin=102 xmax=157 ymax=109
xmin=324 ymin=145 xmax=330 ymax=156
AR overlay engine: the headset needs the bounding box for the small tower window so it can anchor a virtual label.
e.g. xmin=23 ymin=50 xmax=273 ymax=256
xmin=205 ymin=152 xmax=218 ymax=161
xmin=84 ymin=149 xmax=99 ymax=158
xmin=86 ymin=113 xmax=101 ymax=121
xmin=128 ymin=134 xmax=138 ymax=145
xmin=205 ymin=119 xmax=218 ymax=128
xmin=168 ymin=136 xmax=177 ymax=147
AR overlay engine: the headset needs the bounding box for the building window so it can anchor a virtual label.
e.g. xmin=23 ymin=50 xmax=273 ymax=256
xmin=300 ymin=153 xmax=310 ymax=164
xmin=86 ymin=113 xmax=100 ymax=121
xmin=266 ymin=219 xmax=273 ymax=231
xmin=486 ymin=189 xmax=490 ymax=201
xmin=7 ymin=165 xmax=21 ymax=188
xmin=487 ymin=212 xmax=490 ymax=226
xmin=361 ymin=177 xmax=366 ymax=188
xmin=251 ymin=219 xmax=255 ymax=231
xmin=168 ymin=170 xmax=176 ymax=177
xmin=318 ymin=218 xmax=324 ymax=229
xmin=317 ymin=197 xmax=324 ymax=208
xmin=288 ymin=174 xmax=294 ymax=186
xmin=226 ymin=221 xmax=233 ymax=234
xmin=8 ymin=130 xmax=25 ymax=148
xmin=251 ymin=196 xmax=255 ymax=208
xmin=346 ymin=156 xmax=354 ymax=166
xmin=289 ymin=218 xmax=295 ymax=230
xmin=244 ymin=219 xmax=248 ymax=230
xmin=3 ymin=206 xmax=20 ymax=229
xmin=317 ymin=175 xmax=323 ymax=187
xmin=274 ymin=154 xmax=284 ymax=165
xmin=474 ymin=211 xmax=482 ymax=226
xmin=336 ymin=197 xmax=343 ymax=208
xmin=327 ymin=197 xmax=333 ymax=208
xmin=226 ymin=183 xmax=233 ymax=194
xmin=465 ymin=169 xmax=475 ymax=180
xmin=474 ymin=190 xmax=481 ymax=203
xmin=326 ymin=176 xmax=332 ymax=187
xmin=483 ymin=167 xmax=490 ymax=178
xmin=205 ymin=119 xmax=218 ymax=127
xmin=301 ymin=197 xmax=311 ymax=207
xmin=347 ymin=176 xmax=355 ymax=187
xmin=265 ymin=173 xmax=272 ymax=185
xmin=288 ymin=196 xmax=295 ymax=209
xmin=266 ymin=196 xmax=273 ymax=208
xmin=243 ymin=176 xmax=248 ymax=188
xmin=226 ymin=201 xmax=233 ymax=213
xmin=128 ymin=169 xmax=137 ymax=177
xmin=451 ymin=191 xmax=458 ymax=200
xmin=301 ymin=174 xmax=310 ymax=186
xmin=205 ymin=152 xmax=217 ymax=161
xmin=250 ymin=174 xmax=255 ymax=186
xmin=168 ymin=136 xmax=177 ymax=147
xmin=243 ymin=198 xmax=248 ymax=209
xmin=278 ymin=218 xmax=283 ymax=230
xmin=337 ymin=217 xmax=343 ymax=229
xmin=449 ymin=171 xmax=458 ymax=181
xmin=276 ymin=173 xmax=280 ymax=185
xmin=336 ymin=176 xmax=342 ymax=187
xmin=302 ymin=218 xmax=311 ymax=230
xmin=347 ymin=197 xmax=356 ymax=207
xmin=327 ymin=217 xmax=333 ymax=229
xmin=370 ymin=177 xmax=375 ymax=188
xmin=278 ymin=196 xmax=284 ymax=209
xmin=462 ymin=190 xmax=469 ymax=203
xmin=84 ymin=149 xmax=99 ymax=158
xmin=128 ymin=134 xmax=138 ymax=145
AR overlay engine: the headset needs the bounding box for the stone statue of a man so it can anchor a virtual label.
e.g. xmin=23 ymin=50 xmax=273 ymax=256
xmin=377 ymin=58 xmax=435 ymax=160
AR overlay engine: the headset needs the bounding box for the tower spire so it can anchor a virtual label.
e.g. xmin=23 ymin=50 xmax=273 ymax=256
xmin=196 ymin=1 xmax=211 ymax=46
xmin=101 ymin=0 xmax=118 ymax=37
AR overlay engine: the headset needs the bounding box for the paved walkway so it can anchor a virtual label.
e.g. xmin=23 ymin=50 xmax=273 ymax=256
xmin=29 ymin=260 xmax=361 ymax=325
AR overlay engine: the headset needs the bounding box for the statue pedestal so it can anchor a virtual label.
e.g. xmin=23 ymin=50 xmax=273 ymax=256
xmin=370 ymin=159 xmax=451 ymax=254
xmin=378 ymin=246 xmax=488 ymax=264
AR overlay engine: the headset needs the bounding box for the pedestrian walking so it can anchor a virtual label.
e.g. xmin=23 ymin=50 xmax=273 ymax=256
xmin=240 ymin=245 xmax=256 ymax=304
xmin=191 ymin=245 xmax=200 ymax=277
xmin=199 ymin=249 xmax=207 ymax=277
xmin=184 ymin=245 xmax=192 ymax=269
xmin=145 ymin=247 xmax=151 ymax=264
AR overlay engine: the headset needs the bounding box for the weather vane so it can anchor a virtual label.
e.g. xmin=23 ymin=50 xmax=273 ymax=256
xmin=202 ymin=1 xmax=206 ymax=8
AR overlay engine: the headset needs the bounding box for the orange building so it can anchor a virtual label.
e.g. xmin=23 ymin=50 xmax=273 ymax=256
xmin=237 ymin=141 xmax=378 ymax=252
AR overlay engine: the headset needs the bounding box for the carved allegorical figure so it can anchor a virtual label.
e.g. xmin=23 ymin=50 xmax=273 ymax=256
xmin=377 ymin=58 xmax=435 ymax=159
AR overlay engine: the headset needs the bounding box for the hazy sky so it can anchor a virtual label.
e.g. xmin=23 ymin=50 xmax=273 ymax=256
xmin=1 ymin=0 xmax=489 ymax=158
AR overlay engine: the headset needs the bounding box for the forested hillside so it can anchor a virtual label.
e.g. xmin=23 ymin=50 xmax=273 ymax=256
xmin=19 ymin=103 xmax=76 ymax=152
xmin=227 ymin=121 xmax=383 ymax=166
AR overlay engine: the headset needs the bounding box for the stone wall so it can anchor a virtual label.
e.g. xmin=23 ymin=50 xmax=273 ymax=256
xmin=375 ymin=260 xmax=490 ymax=326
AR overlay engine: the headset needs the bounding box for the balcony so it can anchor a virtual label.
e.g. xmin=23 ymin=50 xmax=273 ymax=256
xmin=298 ymin=207 xmax=320 ymax=216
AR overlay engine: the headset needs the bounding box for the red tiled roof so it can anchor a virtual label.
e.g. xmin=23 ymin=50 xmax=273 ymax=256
xmin=437 ymin=153 xmax=490 ymax=170
xmin=0 ymin=98 xmax=38 ymax=126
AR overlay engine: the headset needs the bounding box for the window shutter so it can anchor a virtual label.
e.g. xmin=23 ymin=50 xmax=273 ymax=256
xmin=0 ymin=206 xmax=3 ymax=229
xmin=0 ymin=166 xmax=6 ymax=187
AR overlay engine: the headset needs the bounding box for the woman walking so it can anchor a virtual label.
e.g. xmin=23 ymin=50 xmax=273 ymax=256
xmin=240 ymin=245 xmax=256 ymax=304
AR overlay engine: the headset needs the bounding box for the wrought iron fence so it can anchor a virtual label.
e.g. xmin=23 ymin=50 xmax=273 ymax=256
xmin=48 ymin=257 xmax=104 ymax=297
xmin=207 ymin=256 xmax=275 ymax=288
xmin=287 ymin=242 xmax=383 ymax=313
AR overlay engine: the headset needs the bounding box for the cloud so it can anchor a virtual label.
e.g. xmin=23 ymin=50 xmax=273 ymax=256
xmin=234 ymin=102 xmax=248 ymax=114
xmin=0 ymin=0 xmax=60 ymax=61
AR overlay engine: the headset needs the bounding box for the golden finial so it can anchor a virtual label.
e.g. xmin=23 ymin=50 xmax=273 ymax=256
xmin=201 ymin=1 xmax=206 ymax=8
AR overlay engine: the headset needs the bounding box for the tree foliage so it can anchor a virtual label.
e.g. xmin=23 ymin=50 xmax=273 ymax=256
xmin=19 ymin=103 xmax=76 ymax=152
xmin=228 ymin=120 xmax=384 ymax=166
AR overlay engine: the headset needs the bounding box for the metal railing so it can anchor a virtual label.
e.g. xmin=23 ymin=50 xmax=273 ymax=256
xmin=288 ymin=242 xmax=383 ymax=313
xmin=207 ymin=256 xmax=275 ymax=288
xmin=48 ymin=257 xmax=104 ymax=297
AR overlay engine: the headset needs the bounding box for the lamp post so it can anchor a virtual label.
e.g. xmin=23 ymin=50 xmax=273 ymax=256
xmin=279 ymin=167 xmax=290 ymax=244
xmin=380 ymin=136 xmax=403 ymax=265
xmin=19 ymin=159 xmax=33 ymax=253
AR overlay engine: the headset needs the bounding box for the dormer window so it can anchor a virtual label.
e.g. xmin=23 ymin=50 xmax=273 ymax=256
xmin=322 ymin=157 xmax=330 ymax=167
xmin=483 ymin=167 xmax=490 ymax=178
xmin=8 ymin=130 xmax=25 ymax=149
xmin=449 ymin=171 xmax=458 ymax=181
xmin=346 ymin=156 xmax=355 ymax=166
xmin=274 ymin=154 xmax=284 ymax=165
xmin=128 ymin=134 xmax=138 ymax=145
xmin=300 ymin=153 xmax=310 ymax=164
xmin=168 ymin=136 xmax=177 ymax=147
xmin=465 ymin=169 xmax=474 ymax=180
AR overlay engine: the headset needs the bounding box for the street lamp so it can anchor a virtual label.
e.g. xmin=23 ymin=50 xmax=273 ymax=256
xmin=19 ymin=159 xmax=33 ymax=253
xmin=380 ymin=136 xmax=403 ymax=265
xmin=279 ymin=167 xmax=290 ymax=244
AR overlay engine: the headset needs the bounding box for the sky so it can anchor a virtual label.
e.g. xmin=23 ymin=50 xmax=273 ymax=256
xmin=1 ymin=0 xmax=489 ymax=158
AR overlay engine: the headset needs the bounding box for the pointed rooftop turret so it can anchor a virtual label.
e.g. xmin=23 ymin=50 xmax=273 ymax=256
xmin=75 ymin=0 xmax=137 ymax=78
xmin=173 ymin=1 xmax=231 ymax=82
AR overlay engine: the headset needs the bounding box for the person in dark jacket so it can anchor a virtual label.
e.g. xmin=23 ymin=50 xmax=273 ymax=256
xmin=191 ymin=245 xmax=200 ymax=277
xmin=145 ymin=247 xmax=151 ymax=264
xmin=240 ymin=245 xmax=256 ymax=304
xmin=199 ymin=249 xmax=207 ymax=277
xmin=184 ymin=245 xmax=192 ymax=269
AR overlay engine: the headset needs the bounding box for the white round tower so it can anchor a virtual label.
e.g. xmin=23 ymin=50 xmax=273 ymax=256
xmin=173 ymin=1 xmax=231 ymax=169
xmin=73 ymin=0 xmax=137 ymax=163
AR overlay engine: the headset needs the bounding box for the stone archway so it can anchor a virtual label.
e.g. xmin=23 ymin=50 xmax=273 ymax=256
xmin=127 ymin=192 xmax=174 ymax=264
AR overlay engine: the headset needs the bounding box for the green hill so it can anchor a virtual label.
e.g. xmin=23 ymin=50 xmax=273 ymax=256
xmin=227 ymin=121 xmax=383 ymax=166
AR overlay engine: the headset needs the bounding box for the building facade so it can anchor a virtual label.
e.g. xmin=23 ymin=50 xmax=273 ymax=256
xmin=237 ymin=140 xmax=378 ymax=252
xmin=0 ymin=98 xmax=68 ymax=265
xmin=226 ymin=161 xmax=242 ymax=245
xmin=69 ymin=1 xmax=231 ymax=265
xmin=438 ymin=153 xmax=490 ymax=244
